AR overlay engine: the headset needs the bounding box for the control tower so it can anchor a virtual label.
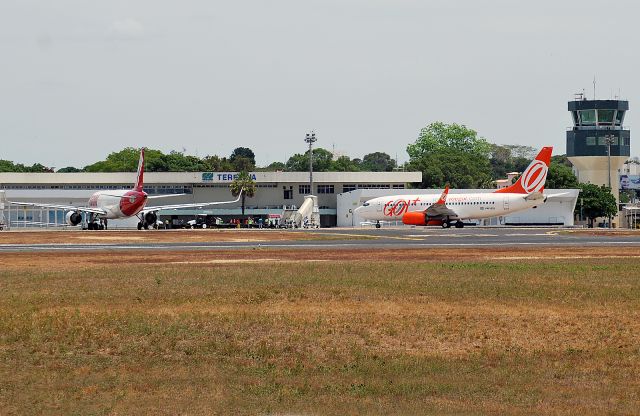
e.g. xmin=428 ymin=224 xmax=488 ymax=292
xmin=566 ymin=98 xmax=630 ymax=200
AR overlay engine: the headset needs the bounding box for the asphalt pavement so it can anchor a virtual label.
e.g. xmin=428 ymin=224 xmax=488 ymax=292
xmin=0 ymin=227 xmax=639 ymax=252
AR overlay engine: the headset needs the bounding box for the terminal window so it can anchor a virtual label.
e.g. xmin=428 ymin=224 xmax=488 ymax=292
xmin=317 ymin=185 xmax=334 ymax=194
xmin=283 ymin=186 xmax=293 ymax=200
xmin=586 ymin=137 xmax=596 ymax=146
xmin=299 ymin=184 xmax=310 ymax=194
xmin=342 ymin=184 xmax=357 ymax=192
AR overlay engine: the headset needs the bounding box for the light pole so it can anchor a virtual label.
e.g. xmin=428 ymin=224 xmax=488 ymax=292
xmin=604 ymin=134 xmax=616 ymax=228
xmin=304 ymin=132 xmax=317 ymax=194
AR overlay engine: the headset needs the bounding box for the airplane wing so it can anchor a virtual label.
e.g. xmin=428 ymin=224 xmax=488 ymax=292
xmin=9 ymin=201 xmax=106 ymax=215
xmin=424 ymin=186 xmax=459 ymax=218
xmin=146 ymin=194 xmax=187 ymax=200
xmin=143 ymin=191 xmax=242 ymax=213
xmin=543 ymin=192 xmax=574 ymax=200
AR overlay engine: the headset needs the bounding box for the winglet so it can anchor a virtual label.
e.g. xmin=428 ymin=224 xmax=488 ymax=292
xmin=494 ymin=146 xmax=552 ymax=194
xmin=134 ymin=148 xmax=145 ymax=191
xmin=436 ymin=185 xmax=449 ymax=205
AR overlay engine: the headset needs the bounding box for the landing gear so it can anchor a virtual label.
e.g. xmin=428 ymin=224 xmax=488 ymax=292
xmin=375 ymin=221 xmax=381 ymax=229
xmin=85 ymin=213 xmax=105 ymax=230
xmin=87 ymin=221 xmax=104 ymax=230
xmin=454 ymin=221 xmax=464 ymax=229
xmin=441 ymin=221 xmax=451 ymax=229
xmin=137 ymin=222 xmax=143 ymax=230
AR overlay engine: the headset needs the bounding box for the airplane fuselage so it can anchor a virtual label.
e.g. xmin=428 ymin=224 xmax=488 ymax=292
xmin=356 ymin=192 xmax=541 ymax=222
xmin=88 ymin=189 xmax=148 ymax=219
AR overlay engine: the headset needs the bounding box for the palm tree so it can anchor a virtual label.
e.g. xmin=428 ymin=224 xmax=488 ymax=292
xmin=230 ymin=171 xmax=256 ymax=216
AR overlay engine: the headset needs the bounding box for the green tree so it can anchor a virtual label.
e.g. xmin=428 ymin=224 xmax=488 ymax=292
xmin=551 ymin=154 xmax=573 ymax=167
xmin=503 ymin=145 xmax=536 ymax=159
xmin=83 ymin=147 xmax=211 ymax=172
xmin=229 ymin=171 xmax=257 ymax=216
xmin=0 ymin=160 xmax=21 ymax=172
xmin=0 ymin=160 xmax=54 ymax=173
xmin=230 ymin=147 xmax=256 ymax=169
xmin=407 ymin=122 xmax=491 ymax=159
xmin=362 ymin=152 xmax=395 ymax=171
xmin=263 ymin=161 xmax=286 ymax=171
xmin=408 ymin=152 xmax=493 ymax=189
xmin=576 ymin=183 xmax=618 ymax=228
xmin=331 ymin=156 xmax=361 ymax=172
xmin=84 ymin=148 xmax=163 ymax=172
xmin=286 ymin=148 xmax=333 ymax=172
xmin=56 ymin=166 xmax=83 ymax=173
xmin=231 ymin=156 xmax=254 ymax=172
xmin=407 ymin=122 xmax=493 ymax=188
xmin=203 ymin=155 xmax=234 ymax=172
xmin=546 ymin=162 xmax=579 ymax=189
xmin=489 ymin=144 xmax=532 ymax=180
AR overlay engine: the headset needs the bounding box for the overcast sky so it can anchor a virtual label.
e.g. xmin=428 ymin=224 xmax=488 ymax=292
xmin=0 ymin=0 xmax=637 ymax=169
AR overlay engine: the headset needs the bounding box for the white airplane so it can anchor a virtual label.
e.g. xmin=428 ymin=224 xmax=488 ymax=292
xmin=10 ymin=148 xmax=241 ymax=230
xmin=354 ymin=146 xmax=553 ymax=228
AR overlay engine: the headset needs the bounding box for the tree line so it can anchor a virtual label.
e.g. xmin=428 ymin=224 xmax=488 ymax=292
xmin=0 ymin=146 xmax=397 ymax=174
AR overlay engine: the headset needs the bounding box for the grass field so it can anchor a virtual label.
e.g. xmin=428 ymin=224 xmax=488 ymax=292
xmin=1 ymin=250 xmax=639 ymax=415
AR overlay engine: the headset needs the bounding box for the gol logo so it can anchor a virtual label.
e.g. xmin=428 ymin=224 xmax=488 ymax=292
xmin=383 ymin=199 xmax=410 ymax=216
xmin=521 ymin=160 xmax=548 ymax=193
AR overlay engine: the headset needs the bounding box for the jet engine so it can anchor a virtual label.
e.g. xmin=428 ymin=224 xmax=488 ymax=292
xmin=144 ymin=211 xmax=157 ymax=226
xmin=402 ymin=211 xmax=426 ymax=226
xmin=402 ymin=212 xmax=443 ymax=227
xmin=66 ymin=211 xmax=82 ymax=226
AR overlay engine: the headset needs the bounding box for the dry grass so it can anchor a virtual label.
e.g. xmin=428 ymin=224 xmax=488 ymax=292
xmin=1 ymin=250 xmax=639 ymax=415
xmin=0 ymin=229 xmax=365 ymax=245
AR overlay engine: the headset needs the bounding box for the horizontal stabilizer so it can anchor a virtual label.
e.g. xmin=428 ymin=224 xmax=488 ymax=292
xmin=524 ymin=192 xmax=545 ymax=201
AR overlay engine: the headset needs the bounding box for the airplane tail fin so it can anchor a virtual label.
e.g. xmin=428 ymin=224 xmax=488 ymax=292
xmin=134 ymin=148 xmax=145 ymax=191
xmin=494 ymin=146 xmax=552 ymax=194
xmin=436 ymin=185 xmax=449 ymax=204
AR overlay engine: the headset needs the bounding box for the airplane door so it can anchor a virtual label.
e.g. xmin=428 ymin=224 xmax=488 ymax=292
xmin=503 ymin=196 xmax=510 ymax=211
xmin=376 ymin=201 xmax=382 ymax=212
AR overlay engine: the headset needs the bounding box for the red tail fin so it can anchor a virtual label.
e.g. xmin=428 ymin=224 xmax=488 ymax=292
xmin=494 ymin=146 xmax=552 ymax=194
xmin=134 ymin=148 xmax=145 ymax=191
xmin=436 ymin=185 xmax=449 ymax=204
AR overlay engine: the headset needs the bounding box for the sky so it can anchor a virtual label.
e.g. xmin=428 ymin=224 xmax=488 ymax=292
xmin=0 ymin=0 xmax=637 ymax=169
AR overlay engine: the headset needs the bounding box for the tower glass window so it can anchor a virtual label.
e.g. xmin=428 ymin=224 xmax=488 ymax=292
xmin=579 ymin=110 xmax=596 ymax=125
xmin=616 ymin=111 xmax=625 ymax=125
xmin=572 ymin=111 xmax=579 ymax=125
xmin=598 ymin=109 xmax=615 ymax=124
xmin=586 ymin=137 xmax=596 ymax=146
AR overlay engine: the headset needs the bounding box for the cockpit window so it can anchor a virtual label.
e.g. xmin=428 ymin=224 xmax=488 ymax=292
xmin=362 ymin=202 xmax=370 ymax=207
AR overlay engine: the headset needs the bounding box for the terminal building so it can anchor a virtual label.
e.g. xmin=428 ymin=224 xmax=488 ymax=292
xmin=0 ymin=167 xmax=580 ymax=228
xmin=0 ymin=171 xmax=420 ymax=228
